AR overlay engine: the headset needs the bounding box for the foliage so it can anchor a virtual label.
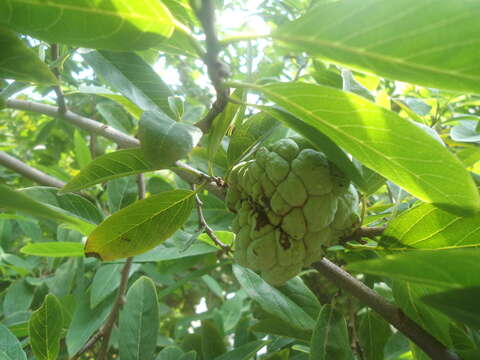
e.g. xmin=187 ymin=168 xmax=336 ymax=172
xmin=0 ymin=1 xmax=479 ymax=359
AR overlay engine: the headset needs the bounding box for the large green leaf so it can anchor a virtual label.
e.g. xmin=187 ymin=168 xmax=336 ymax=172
xmin=28 ymin=294 xmax=63 ymax=360
xmin=348 ymin=248 xmax=480 ymax=288
xmin=381 ymin=203 xmax=480 ymax=250
xmin=0 ymin=185 xmax=94 ymax=235
xmin=275 ymin=0 xmax=480 ymax=94
xmin=248 ymin=82 xmax=479 ymax=215
xmin=392 ymin=281 xmax=452 ymax=348
xmin=250 ymin=318 xmax=312 ymax=342
xmin=422 ymin=287 xmax=480 ymax=329
xmin=85 ymin=190 xmax=195 ymax=260
xmin=139 ymin=110 xmax=203 ymax=168
xmin=310 ymin=305 xmax=354 ymax=360
xmin=62 ymin=149 xmax=154 ymax=193
xmin=90 ymin=264 xmax=122 ymax=309
xmin=0 ymin=27 xmax=56 ymax=84
xmin=232 ymin=265 xmax=315 ymax=331
xmin=0 ymin=323 xmax=27 ymax=360
xmin=20 ymin=242 xmax=84 ymax=257
xmin=83 ymin=51 xmax=174 ymax=117
xmin=119 ymin=276 xmax=159 ymax=360
xmin=0 ymin=0 xmax=175 ymax=51
xmin=358 ymin=310 xmax=392 ymax=360
xmin=66 ymin=293 xmax=114 ymax=356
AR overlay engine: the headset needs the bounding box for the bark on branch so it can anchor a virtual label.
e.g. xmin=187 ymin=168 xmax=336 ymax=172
xmin=5 ymin=99 xmax=225 ymax=198
xmin=313 ymin=259 xmax=460 ymax=360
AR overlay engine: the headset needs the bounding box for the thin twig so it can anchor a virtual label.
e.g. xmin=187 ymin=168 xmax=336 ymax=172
xmin=191 ymin=0 xmax=231 ymax=132
xmin=50 ymin=44 xmax=66 ymax=114
xmin=5 ymin=99 xmax=226 ymax=199
xmin=194 ymin=191 xmax=230 ymax=253
xmin=347 ymin=296 xmax=364 ymax=360
xmin=313 ymin=259 xmax=461 ymax=360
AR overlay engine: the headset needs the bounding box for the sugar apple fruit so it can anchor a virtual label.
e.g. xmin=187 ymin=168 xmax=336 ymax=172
xmin=226 ymin=136 xmax=360 ymax=286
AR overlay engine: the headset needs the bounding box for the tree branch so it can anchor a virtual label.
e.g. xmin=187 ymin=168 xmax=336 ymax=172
xmin=312 ymin=259 xmax=460 ymax=360
xmin=0 ymin=151 xmax=66 ymax=188
xmin=5 ymin=99 xmax=226 ymax=198
xmin=50 ymin=44 xmax=67 ymax=114
xmin=191 ymin=0 xmax=231 ymax=132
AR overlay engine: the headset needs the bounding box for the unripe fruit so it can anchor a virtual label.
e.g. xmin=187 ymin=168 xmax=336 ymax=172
xmin=227 ymin=136 xmax=359 ymax=286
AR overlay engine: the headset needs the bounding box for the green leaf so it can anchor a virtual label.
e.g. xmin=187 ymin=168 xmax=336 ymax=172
xmin=77 ymin=85 xmax=142 ymax=119
xmin=28 ymin=294 xmax=63 ymax=360
xmin=85 ymin=189 xmax=195 ymax=260
xmin=451 ymin=121 xmax=480 ymax=143
xmin=62 ymin=149 xmax=153 ymax=193
xmin=0 ymin=185 xmax=94 ymax=235
xmin=0 ymin=0 xmax=175 ymax=51
xmin=20 ymin=242 xmax=84 ymax=257
xmin=73 ymin=130 xmax=92 ymax=169
xmin=3 ymin=279 xmax=34 ymax=315
xmin=250 ymin=318 xmax=312 ymax=342
xmin=310 ymin=305 xmax=354 ymax=360
xmin=201 ymin=320 xmax=226 ymax=359
xmin=358 ymin=310 xmax=392 ymax=360
xmin=139 ymin=110 xmax=203 ymax=168
xmin=156 ymin=346 xmax=184 ymax=360
xmin=422 ymin=287 xmax=480 ymax=329
xmin=21 ymin=186 xmax=103 ymax=225
xmin=233 ymin=265 xmax=315 ymax=331
xmin=277 ymin=277 xmax=322 ymax=320
xmin=227 ymin=112 xmax=279 ymax=166
xmin=0 ymin=27 xmax=56 ymax=84
xmin=83 ymin=51 xmax=175 ymax=116
xmin=119 ymin=276 xmax=159 ymax=360
xmin=275 ymin=0 xmax=480 ymax=94
xmin=393 ymin=281 xmax=452 ymax=348
xmin=250 ymin=82 xmax=480 ymax=215
xmin=261 ymin=106 xmax=366 ymax=191
xmin=0 ymin=323 xmax=27 ymax=360
xmin=381 ymin=203 xmax=480 ymax=250
xmin=134 ymin=241 xmax=217 ymax=262
xmin=214 ymin=340 xmax=267 ymax=360
xmin=348 ymin=248 xmax=480 ymax=288
xmin=209 ymin=89 xmax=244 ymax=171
xmin=66 ymin=293 xmax=114 ymax=356
xmin=96 ymin=101 xmax=134 ymax=134
xmin=107 ymin=176 xmax=138 ymax=213
xmin=90 ymin=264 xmax=122 ymax=308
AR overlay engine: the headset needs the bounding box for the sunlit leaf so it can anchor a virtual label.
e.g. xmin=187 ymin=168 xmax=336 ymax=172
xmin=20 ymin=242 xmax=84 ymax=257
xmin=275 ymin=0 xmax=480 ymax=94
xmin=0 ymin=0 xmax=175 ymax=51
xmin=85 ymin=190 xmax=195 ymax=260
xmin=245 ymin=82 xmax=480 ymax=215
xmin=381 ymin=203 xmax=480 ymax=250
xmin=62 ymin=149 xmax=154 ymax=193
xmin=348 ymin=248 xmax=480 ymax=288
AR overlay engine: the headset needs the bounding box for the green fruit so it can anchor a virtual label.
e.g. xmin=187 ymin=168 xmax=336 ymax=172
xmin=138 ymin=110 xmax=202 ymax=168
xmin=227 ymin=136 xmax=359 ymax=286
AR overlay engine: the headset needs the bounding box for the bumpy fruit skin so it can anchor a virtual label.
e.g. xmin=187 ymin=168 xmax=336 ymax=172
xmin=226 ymin=136 xmax=359 ymax=286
